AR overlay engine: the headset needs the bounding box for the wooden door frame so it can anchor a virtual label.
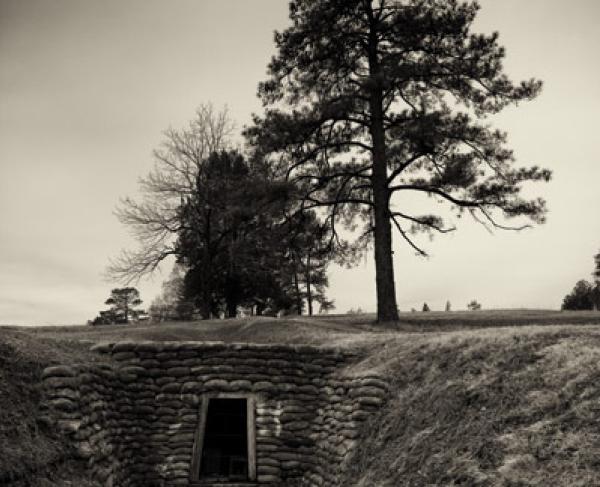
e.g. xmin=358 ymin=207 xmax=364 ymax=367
xmin=189 ymin=393 xmax=257 ymax=483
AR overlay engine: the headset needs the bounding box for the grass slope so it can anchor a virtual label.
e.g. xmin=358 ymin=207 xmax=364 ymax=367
xmin=0 ymin=330 xmax=104 ymax=486
xmin=343 ymin=326 xmax=600 ymax=486
xmin=3 ymin=310 xmax=600 ymax=486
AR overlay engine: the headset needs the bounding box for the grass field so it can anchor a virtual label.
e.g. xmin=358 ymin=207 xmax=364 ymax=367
xmin=2 ymin=309 xmax=600 ymax=486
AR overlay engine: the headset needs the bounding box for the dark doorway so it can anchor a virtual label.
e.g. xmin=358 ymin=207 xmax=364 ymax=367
xmin=199 ymin=398 xmax=248 ymax=481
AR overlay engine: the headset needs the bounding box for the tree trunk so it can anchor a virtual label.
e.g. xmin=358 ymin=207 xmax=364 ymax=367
xmin=226 ymin=298 xmax=237 ymax=318
xmin=368 ymin=17 xmax=399 ymax=323
xmin=200 ymin=290 xmax=211 ymax=320
xmin=371 ymin=148 xmax=399 ymax=322
xmin=200 ymin=208 xmax=212 ymax=320
xmin=306 ymin=254 xmax=313 ymax=316
xmin=224 ymin=273 xmax=239 ymax=319
xmin=293 ymin=268 xmax=302 ymax=315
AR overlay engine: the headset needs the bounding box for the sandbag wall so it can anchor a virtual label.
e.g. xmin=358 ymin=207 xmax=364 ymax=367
xmin=42 ymin=341 xmax=388 ymax=486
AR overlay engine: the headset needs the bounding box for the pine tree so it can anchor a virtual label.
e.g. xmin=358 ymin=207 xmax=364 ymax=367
xmin=105 ymin=287 xmax=142 ymax=323
xmin=246 ymin=0 xmax=550 ymax=323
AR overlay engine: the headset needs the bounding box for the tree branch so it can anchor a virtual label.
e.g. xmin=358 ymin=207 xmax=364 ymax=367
xmin=390 ymin=215 xmax=428 ymax=257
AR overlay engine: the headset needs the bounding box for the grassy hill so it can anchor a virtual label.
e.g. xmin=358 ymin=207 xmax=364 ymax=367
xmin=3 ymin=310 xmax=600 ymax=486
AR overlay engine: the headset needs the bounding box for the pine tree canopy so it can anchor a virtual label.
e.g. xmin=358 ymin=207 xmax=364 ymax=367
xmin=246 ymin=0 xmax=551 ymax=322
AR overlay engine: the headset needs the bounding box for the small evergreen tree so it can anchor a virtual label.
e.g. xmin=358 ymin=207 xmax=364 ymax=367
xmin=104 ymin=287 xmax=142 ymax=323
xmin=422 ymin=303 xmax=430 ymax=312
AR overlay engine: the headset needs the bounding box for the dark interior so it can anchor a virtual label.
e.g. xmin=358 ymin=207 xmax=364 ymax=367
xmin=200 ymin=398 xmax=248 ymax=481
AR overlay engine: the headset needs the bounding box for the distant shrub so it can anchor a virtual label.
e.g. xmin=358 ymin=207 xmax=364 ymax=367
xmin=422 ymin=303 xmax=430 ymax=312
xmin=562 ymin=280 xmax=599 ymax=310
xmin=467 ymin=300 xmax=482 ymax=311
xmin=347 ymin=307 xmax=364 ymax=315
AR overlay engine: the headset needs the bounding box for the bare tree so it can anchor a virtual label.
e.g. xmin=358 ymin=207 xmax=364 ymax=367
xmin=107 ymin=104 xmax=234 ymax=282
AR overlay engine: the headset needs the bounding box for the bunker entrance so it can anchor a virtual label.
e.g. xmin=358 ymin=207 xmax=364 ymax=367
xmin=200 ymin=398 xmax=249 ymax=481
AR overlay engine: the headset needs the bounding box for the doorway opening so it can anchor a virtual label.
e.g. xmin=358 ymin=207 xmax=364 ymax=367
xmin=199 ymin=398 xmax=249 ymax=481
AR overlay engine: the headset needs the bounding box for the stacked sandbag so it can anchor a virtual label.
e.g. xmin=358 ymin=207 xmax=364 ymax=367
xmin=42 ymin=341 xmax=388 ymax=486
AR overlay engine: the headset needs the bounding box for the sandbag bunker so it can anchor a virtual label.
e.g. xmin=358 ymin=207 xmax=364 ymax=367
xmin=42 ymin=341 xmax=388 ymax=486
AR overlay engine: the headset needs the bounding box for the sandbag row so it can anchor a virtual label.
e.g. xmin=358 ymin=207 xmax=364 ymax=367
xmin=42 ymin=341 xmax=388 ymax=486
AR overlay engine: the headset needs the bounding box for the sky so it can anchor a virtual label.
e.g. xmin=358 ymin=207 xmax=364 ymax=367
xmin=1 ymin=0 xmax=599 ymax=325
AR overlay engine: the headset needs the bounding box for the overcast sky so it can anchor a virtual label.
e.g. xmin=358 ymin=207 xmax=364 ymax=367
xmin=1 ymin=0 xmax=599 ymax=325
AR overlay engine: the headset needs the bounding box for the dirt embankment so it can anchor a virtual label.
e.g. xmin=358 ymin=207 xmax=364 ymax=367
xmin=3 ymin=312 xmax=600 ymax=486
xmin=342 ymin=327 xmax=600 ymax=486
xmin=0 ymin=329 xmax=102 ymax=486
